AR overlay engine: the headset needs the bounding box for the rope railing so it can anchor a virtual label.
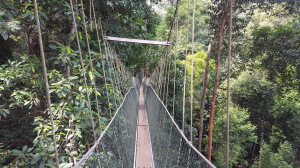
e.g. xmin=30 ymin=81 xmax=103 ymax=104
xmin=32 ymin=0 xmax=220 ymax=166
xmin=73 ymin=86 xmax=139 ymax=168
xmin=144 ymin=85 xmax=217 ymax=168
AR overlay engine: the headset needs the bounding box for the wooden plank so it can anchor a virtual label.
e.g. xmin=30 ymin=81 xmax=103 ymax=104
xmin=105 ymin=36 xmax=170 ymax=46
xmin=136 ymin=126 xmax=153 ymax=168
xmin=135 ymin=82 xmax=154 ymax=168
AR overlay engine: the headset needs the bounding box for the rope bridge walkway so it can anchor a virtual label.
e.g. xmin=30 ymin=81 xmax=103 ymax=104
xmin=73 ymin=79 xmax=216 ymax=168
xmin=31 ymin=0 xmax=218 ymax=167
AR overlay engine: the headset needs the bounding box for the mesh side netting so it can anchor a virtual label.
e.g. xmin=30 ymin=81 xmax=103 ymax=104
xmin=74 ymin=87 xmax=139 ymax=168
xmin=144 ymin=85 xmax=216 ymax=168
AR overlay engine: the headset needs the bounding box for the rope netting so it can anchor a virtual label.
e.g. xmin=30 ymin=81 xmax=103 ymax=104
xmin=33 ymin=0 xmax=219 ymax=166
xmin=33 ymin=0 xmax=135 ymax=167
xmin=73 ymin=87 xmax=139 ymax=168
xmin=144 ymin=85 xmax=216 ymax=168
xmin=147 ymin=0 xmax=219 ymax=167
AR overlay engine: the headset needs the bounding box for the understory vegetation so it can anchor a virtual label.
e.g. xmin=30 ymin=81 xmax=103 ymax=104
xmin=0 ymin=0 xmax=299 ymax=168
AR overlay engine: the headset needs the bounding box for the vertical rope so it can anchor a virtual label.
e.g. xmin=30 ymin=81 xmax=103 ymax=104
xmin=33 ymin=0 xmax=60 ymax=166
xmin=189 ymin=0 xmax=196 ymax=142
xmin=89 ymin=0 xmax=93 ymax=31
xmin=99 ymin=19 xmax=115 ymax=117
xmin=79 ymin=0 xmax=102 ymax=134
xmin=106 ymin=43 xmax=121 ymax=107
xmin=159 ymin=54 xmax=167 ymax=99
xmin=226 ymin=0 xmax=233 ymax=167
xmin=91 ymin=1 xmax=112 ymax=119
xmin=101 ymin=33 xmax=118 ymax=116
xmin=172 ymin=14 xmax=179 ymax=117
xmin=109 ymin=46 xmax=122 ymax=98
xmin=165 ymin=47 xmax=172 ymax=105
xmin=182 ymin=0 xmax=190 ymax=133
xmin=69 ymin=0 xmax=96 ymax=141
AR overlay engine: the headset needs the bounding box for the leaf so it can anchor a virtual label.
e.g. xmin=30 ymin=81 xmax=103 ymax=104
xmin=39 ymin=161 xmax=45 ymax=168
xmin=0 ymin=10 xmax=5 ymax=16
xmin=78 ymin=32 xmax=83 ymax=40
xmin=67 ymin=134 xmax=73 ymax=140
xmin=107 ymin=1 xmax=113 ymax=7
xmin=72 ymin=33 xmax=76 ymax=41
xmin=88 ymin=71 xmax=93 ymax=81
xmin=31 ymin=65 xmax=35 ymax=73
xmin=49 ymin=44 xmax=57 ymax=50
xmin=66 ymin=47 xmax=72 ymax=54
xmin=21 ymin=11 xmax=31 ymax=19
xmin=22 ymin=145 xmax=28 ymax=152
xmin=39 ymin=12 xmax=49 ymax=20
xmin=96 ymin=90 xmax=101 ymax=96
xmin=69 ymin=151 xmax=78 ymax=156
xmin=11 ymin=149 xmax=21 ymax=156
xmin=7 ymin=21 xmax=21 ymax=30
xmin=31 ymin=153 xmax=41 ymax=164
xmin=1 ymin=32 xmax=8 ymax=40
xmin=45 ymin=164 xmax=56 ymax=168
xmin=62 ymin=163 xmax=73 ymax=168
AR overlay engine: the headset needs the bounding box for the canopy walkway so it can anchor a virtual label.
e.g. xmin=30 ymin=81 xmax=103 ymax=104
xmin=73 ymin=78 xmax=215 ymax=168
xmin=30 ymin=0 xmax=219 ymax=167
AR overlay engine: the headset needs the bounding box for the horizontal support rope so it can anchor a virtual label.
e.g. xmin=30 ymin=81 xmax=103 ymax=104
xmin=105 ymin=36 xmax=170 ymax=45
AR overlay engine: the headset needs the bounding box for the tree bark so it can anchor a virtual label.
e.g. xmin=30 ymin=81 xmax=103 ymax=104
xmin=197 ymin=37 xmax=214 ymax=155
xmin=65 ymin=15 xmax=77 ymax=165
xmin=226 ymin=1 xmax=233 ymax=167
xmin=65 ymin=21 xmax=76 ymax=78
xmin=207 ymin=0 xmax=230 ymax=162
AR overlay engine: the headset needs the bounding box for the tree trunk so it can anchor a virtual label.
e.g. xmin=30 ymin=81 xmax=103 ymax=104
xmin=226 ymin=1 xmax=233 ymax=167
xmin=65 ymin=18 xmax=77 ymax=165
xmin=197 ymin=37 xmax=214 ymax=155
xmin=207 ymin=0 xmax=230 ymax=162
xmin=65 ymin=21 xmax=76 ymax=79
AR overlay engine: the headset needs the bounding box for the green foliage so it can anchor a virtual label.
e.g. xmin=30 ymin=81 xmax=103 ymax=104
xmin=174 ymin=51 xmax=214 ymax=132
xmin=251 ymin=19 xmax=300 ymax=92
xmin=271 ymin=90 xmax=300 ymax=148
xmin=0 ymin=2 xmax=22 ymax=40
xmin=1 ymin=0 xmax=299 ymax=167
xmin=158 ymin=0 xmax=210 ymax=55
xmin=0 ymin=49 xmax=122 ymax=166
xmin=252 ymin=142 xmax=294 ymax=168
xmin=209 ymin=83 xmax=257 ymax=167
xmin=231 ymin=70 xmax=274 ymax=140
xmin=179 ymin=51 xmax=208 ymax=82
xmin=212 ymin=105 xmax=257 ymax=167
xmin=230 ymin=70 xmax=276 ymax=165
xmin=100 ymin=0 xmax=161 ymax=70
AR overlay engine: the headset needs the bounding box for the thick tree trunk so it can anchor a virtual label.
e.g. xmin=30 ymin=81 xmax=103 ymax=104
xmin=197 ymin=37 xmax=214 ymax=155
xmin=65 ymin=20 xmax=77 ymax=164
xmin=207 ymin=0 xmax=230 ymax=162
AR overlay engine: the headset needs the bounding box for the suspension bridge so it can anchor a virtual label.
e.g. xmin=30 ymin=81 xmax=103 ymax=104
xmin=31 ymin=0 xmax=219 ymax=167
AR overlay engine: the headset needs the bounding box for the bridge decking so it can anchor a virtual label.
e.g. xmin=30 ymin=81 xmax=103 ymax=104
xmin=135 ymin=83 xmax=154 ymax=168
